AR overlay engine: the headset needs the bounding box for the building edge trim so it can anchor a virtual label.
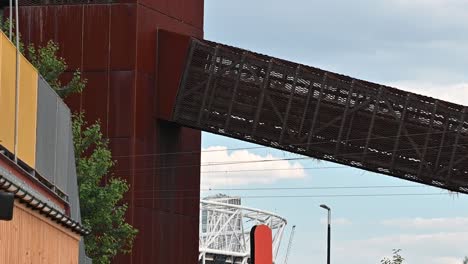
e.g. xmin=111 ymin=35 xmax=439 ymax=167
xmin=0 ymin=173 xmax=90 ymax=236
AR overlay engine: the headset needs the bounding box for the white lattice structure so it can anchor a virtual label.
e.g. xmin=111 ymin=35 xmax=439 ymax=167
xmin=199 ymin=195 xmax=287 ymax=264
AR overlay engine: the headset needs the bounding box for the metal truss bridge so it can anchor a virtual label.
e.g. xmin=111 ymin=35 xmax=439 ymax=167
xmin=159 ymin=30 xmax=468 ymax=194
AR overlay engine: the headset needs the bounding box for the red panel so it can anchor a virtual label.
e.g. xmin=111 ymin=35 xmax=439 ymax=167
xmin=156 ymin=30 xmax=191 ymax=120
xmin=55 ymin=5 xmax=84 ymax=70
xmin=110 ymin=4 xmax=137 ymax=70
xmin=136 ymin=5 xmax=203 ymax=75
xmin=18 ymin=6 xmax=56 ymax=46
xmin=108 ymin=71 xmax=134 ymax=138
xmin=167 ymin=0 xmax=183 ymax=20
xmin=177 ymin=127 xmax=201 ymax=216
xmin=251 ymin=225 xmax=273 ymax=264
xmin=64 ymin=92 xmax=82 ymax=113
xmin=137 ymin=0 xmax=169 ymax=18
xmin=81 ymin=72 xmax=109 ymax=135
xmin=18 ymin=2 xmax=204 ymax=264
xmin=133 ymin=73 xmax=156 ymax=208
xmin=182 ymin=0 xmax=204 ymax=30
xmin=134 ymin=73 xmax=155 ymax=139
xmin=41 ymin=6 xmax=58 ymax=45
xmin=83 ymin=5 xmax=111 ymax=71
xmin=137 ymin=0 xmax=203 ymax=30
xmin=135 ymin=6 xmax=157 ymax=74
xmin=109 ymin=137 xmax=133 ymax=195
xmin=132 ymin=207 xmax=154 ymax=263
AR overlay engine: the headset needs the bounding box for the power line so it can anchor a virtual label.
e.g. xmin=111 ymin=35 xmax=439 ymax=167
xmin=112 ymin=129 xmax=461 ymax=159
xmin=131 ymin=192 xmax=452 ymax=200
xmin=116 ymin=166 xmax=346 ymax=176
xmin=132 ymin=185 xmax=427 ymax=193
xmin=200 ymin=166 xmax=345 ymax=173
xmin=113 ymin=141 xmax=468 ymax=173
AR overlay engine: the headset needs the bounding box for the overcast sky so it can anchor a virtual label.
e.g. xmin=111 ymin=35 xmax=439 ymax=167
xmin=202 ymin=1 xmax=468 ymax=263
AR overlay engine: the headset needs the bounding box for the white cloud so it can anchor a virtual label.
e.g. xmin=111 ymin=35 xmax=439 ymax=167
xmin=388 ymin=81 xmax=468 ymax=105
xmin=334 ymin=231 xmax=468 ymax=264
xmin=382 ymin=217 xmax=468 ymax=231
xmin=200 ymin=146 xmax=306 ymax=188
xmin=333 ymin=216 xmax=468 ymax=264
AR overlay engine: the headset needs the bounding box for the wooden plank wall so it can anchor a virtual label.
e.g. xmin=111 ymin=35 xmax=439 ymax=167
xmin=0 ymin=201 xmax=80 ymax=263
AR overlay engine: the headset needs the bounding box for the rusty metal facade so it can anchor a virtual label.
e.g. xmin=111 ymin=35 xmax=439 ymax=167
xmin=17 ymin=2 xmax=204 ymax=263
xmin=174 ymin=39 xmax=468 ymax=194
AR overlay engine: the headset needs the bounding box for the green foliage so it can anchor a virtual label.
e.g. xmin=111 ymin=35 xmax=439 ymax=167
xmin=0 ymin=17 xmax=25 ymax=52
xmin=73 ymin=113 xmax=137 ymax=264
xmin=463 ymin=256 xmax=468 ymax=264
xmin=27 ymin=41 xmax=85 ymax=97
xmin=381 ymin=249 xmax=405 ymax=264
xmin=0 ymin=17 xmax=85 ymax=97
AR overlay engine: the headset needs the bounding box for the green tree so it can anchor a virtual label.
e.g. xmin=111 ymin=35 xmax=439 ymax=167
xmin=1 ymin=17 xmax=85 ymax=97
xmin=463 ymin=256 xmax=468 ymax=264
xmin=27 ymin=40 xmax=85 ymax=97
xmin=381 ymin=249 xmax=405 ymax=264
xmin=1 ymin=17 xmax=137 ymax=263
xmin=73 ymin=113 xmax=137 ymax=263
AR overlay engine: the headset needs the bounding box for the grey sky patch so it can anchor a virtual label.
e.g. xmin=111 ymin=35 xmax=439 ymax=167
xmin=205 ymin=0 xmax=468 ymax=84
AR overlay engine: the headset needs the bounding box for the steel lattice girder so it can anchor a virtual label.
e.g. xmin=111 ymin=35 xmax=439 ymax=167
xmin=162 ymin=31 xmax=468 ymax=194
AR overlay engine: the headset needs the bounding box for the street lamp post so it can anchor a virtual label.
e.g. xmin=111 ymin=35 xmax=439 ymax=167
xmin=320 ymin=204 xmax=331 ymax=264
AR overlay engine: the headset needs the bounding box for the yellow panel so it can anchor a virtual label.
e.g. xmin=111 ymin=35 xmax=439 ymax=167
xmin=0 ymin=34 xmax=16 ymax=152
xmin=0 ymin=34 xmax=2 ymax=97
xmin=17 ymin=55 xmax=38 ymax=168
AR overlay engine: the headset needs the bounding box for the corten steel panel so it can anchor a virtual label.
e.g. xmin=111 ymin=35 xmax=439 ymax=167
xmin=173 ymin=38 xmax=468 ymax=193
xmin=137 ymin=0 xmax=204 ymax=30
xmin=18 ymin=6 xmax=57 ymax=47
xmin=136 ymin=5 xmax=203 ymax=75
xmin=55 ymin=5 xmax=84 ymax=70
xmin=18 ymin=3 xmax=204 ymax=264
xmin=55 ymin=100 xmax=71 ymax=193
xmin=81 ymin=72 xmax=109 ymax=134
xmin=150 ymin=212 xmax=198 ymax=263
xmin=110 ymin=137 xmax=132 ymax=182
xmin=17 ymin=56 xmax=38 ymax=169
xmin=156 ymin=29 xmax=191 ymax=120
xmin=109 ymin=71 xmax=134 ymax=138
xmin=41 ymin=6 xmax=58 ymax=45
xmin=83 ymin=5 xmax=110 ymax=71
xmin=133 ymin=73 xmax=156 ymax=209
xmin=0 ymin=35 xmax=16 ymax=152
xmin=110 ymin=4 xmax=137 ymax=70
xmin=156 ymin=121 xmax=201 ymax=215
xmin=134 ymin=74 xmax=155 ymax=143
xmin=176 ymin=127 xmax=200 ymax=216
xmin=36 ymin=77 xmax=58 ymax=185
xmin=132 ymin=207 xmax=154 ymax=263
xmin=155 ymin=121 xmax=179 ymax=213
